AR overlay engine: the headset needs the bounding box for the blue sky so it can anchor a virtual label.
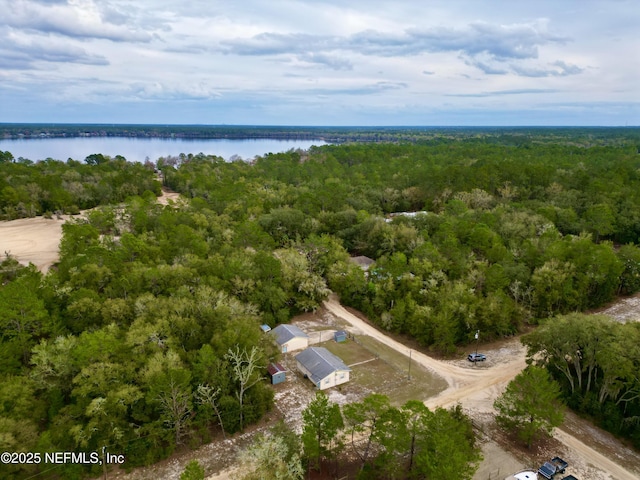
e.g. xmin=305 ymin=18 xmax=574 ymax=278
xmin=1 ymin=0 xmax=638 ymax=126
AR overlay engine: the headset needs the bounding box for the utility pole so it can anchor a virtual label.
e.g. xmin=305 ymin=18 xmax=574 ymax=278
xmin=474 ymin=330 xmax=480 ymax=367
xmin=102 ymin=446 xmax=107 ymax=480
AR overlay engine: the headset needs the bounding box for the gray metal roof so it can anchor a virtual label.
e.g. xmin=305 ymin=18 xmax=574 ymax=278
xmin=295 ymin=347 xmax=350 ymax=383
xmin=349 ymin=255 xmax=375 ymax=270
xmin=271 ymin=324 xmax=309 ymax=345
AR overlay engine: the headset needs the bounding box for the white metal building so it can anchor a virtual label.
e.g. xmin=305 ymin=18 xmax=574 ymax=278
xmin=295 ymin=347 xmax=351 ymax=390
xmin=271 ymin=324 xmax=309 ymax=353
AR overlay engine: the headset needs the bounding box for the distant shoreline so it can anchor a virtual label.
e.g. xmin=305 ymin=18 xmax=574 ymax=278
xmin=2 ymin=124 xmax=639 ymax=145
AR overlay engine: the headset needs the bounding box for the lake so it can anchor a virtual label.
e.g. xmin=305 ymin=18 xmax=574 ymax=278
xmin=0 ymin=137 xmax=326 ymax=162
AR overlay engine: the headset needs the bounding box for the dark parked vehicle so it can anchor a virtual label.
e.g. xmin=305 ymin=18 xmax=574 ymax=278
xmin=538 ymin=457 xmax=568 ymax=479
xmin=561 ymin=476 xmax=579 ymax=480
xmin=467 ymin=353 xmax=486 ymax=362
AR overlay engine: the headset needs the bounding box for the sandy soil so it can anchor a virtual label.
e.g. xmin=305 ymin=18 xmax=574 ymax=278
xmin=205 ymin=296 xmax=640 ymax=480
xmin=157 ymin=185 xmax=182 ymax=205
xmin=594 ymin=293 xmax=640 ymax=323
xmin=0 ymin=215 xmax=68 ymax=272
xmin=323 ymin=297 xmax=528 ymax=411
xmin=0 ymin=186 xmax=181 ymax=272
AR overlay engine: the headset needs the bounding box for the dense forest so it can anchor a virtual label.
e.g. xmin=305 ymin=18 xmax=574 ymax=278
xmin=2 ymin=131 xmax=640 ymax=478
xmin=0 ymin=152 xmax=160 ymax=219
xmin=161 ymin=141 xmax=640 ymax=340
xmin=237 ymin=392 xmax=480 ymax=480
xmin=3 ymin=123 xmax=640 ymax=144
xmin=524 ymin=314 xmax=640 ymax=448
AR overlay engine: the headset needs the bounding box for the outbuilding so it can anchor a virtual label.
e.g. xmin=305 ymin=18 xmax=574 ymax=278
xmin=271 ymin=324 xmax=309 ymax=353
xmin=334 ymin=330 xmax=348 ymax=343
xmin=267 ymin=362 xmax=286 ymax=385
xmin=295 ymin=347 xmax=351 ymax=390
xmin=349 ymin=255 xmax=375 ymax=271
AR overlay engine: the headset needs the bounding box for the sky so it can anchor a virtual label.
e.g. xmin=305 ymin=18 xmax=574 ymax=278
xmin=1 ymin=0 xmax=638 ymax=126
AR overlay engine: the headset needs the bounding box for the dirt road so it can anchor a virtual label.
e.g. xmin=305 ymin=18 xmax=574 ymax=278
xmin=2 ymin=202 xmax=637 ymax=479
xmin=323 ymin=295 xmax=640 ymax=480
xmin=93 ymin=298 xmax=640 ymax=480
xmin=555 ymin=428 xmax=638 ymax=480
xmin=157 ymin=185 xmax=182 ymax=205
xmin=324 ymin=296 xmax=527 ymax=412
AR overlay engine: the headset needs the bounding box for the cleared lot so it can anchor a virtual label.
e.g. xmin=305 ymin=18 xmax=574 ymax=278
xmin=0 ymin=216 xmax=67 ymax=272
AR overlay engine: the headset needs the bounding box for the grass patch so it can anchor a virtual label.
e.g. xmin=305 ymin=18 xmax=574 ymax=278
xmin=320 ymin=337 xmax=447 ymax=405
xmin=322 ymin=338 xmax=375 ymax=366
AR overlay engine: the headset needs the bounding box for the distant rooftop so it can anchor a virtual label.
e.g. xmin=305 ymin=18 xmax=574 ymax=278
xmin=385 ymin=211 xmax=429 ymax=222
xmin=349 ymin=255 xmax=375 ymax=270
xmin=271 ymin=324 xmax=309 ymax=345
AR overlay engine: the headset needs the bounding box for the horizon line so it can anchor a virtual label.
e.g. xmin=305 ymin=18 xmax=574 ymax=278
xmin=1 ymin=123 xmax=639 ymax=129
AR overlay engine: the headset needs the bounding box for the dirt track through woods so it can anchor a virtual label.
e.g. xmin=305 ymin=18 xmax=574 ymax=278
xmin=323 ymin=295 xmax=527 ymax=412
xmin=323 ymin=295 xmax=640 ymax=480
xmin=2 ymin=200 xmax=638 ymax=479
xmin=157 ymin=185 xmax=182 ymax=205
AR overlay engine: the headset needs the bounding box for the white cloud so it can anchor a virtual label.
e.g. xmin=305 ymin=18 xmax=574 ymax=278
xmin=214 ymin=18 xmax=584 ymax=84
xmin=0 ymin=0 xmax=638 ymax=125
xmin=509 ymin=60 xmax=585 ymax=78
xmin=0 ymin=0 xmax=159 ymax=42
xmin=0 ymin=28 xmax=109 ymax=69
xmin=219 ymin=20 xmax=568 ymax=63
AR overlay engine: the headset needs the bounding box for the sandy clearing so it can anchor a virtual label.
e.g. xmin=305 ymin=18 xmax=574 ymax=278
xmin=472 ymin=440 xmax=527 ymax=480
xmin=157 ymin=185 xmax=183 ymax=205
xmin=0 ymin=186 xmax=182 ymax=273
xmin=0 ymin=215 xmax=68 ymax=272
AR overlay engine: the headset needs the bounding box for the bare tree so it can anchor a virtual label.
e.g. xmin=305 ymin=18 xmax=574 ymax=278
xmin=157 ymin=373 xmax=192 ymax=445
xmin=225 ymin=346 xmax=264 ymax=431
xmin=195 ymin=384 xmax=226 ymax=439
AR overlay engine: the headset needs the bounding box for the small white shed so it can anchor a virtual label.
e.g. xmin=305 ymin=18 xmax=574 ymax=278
xmin=271 ymin=324 xmax=309 ymax=353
